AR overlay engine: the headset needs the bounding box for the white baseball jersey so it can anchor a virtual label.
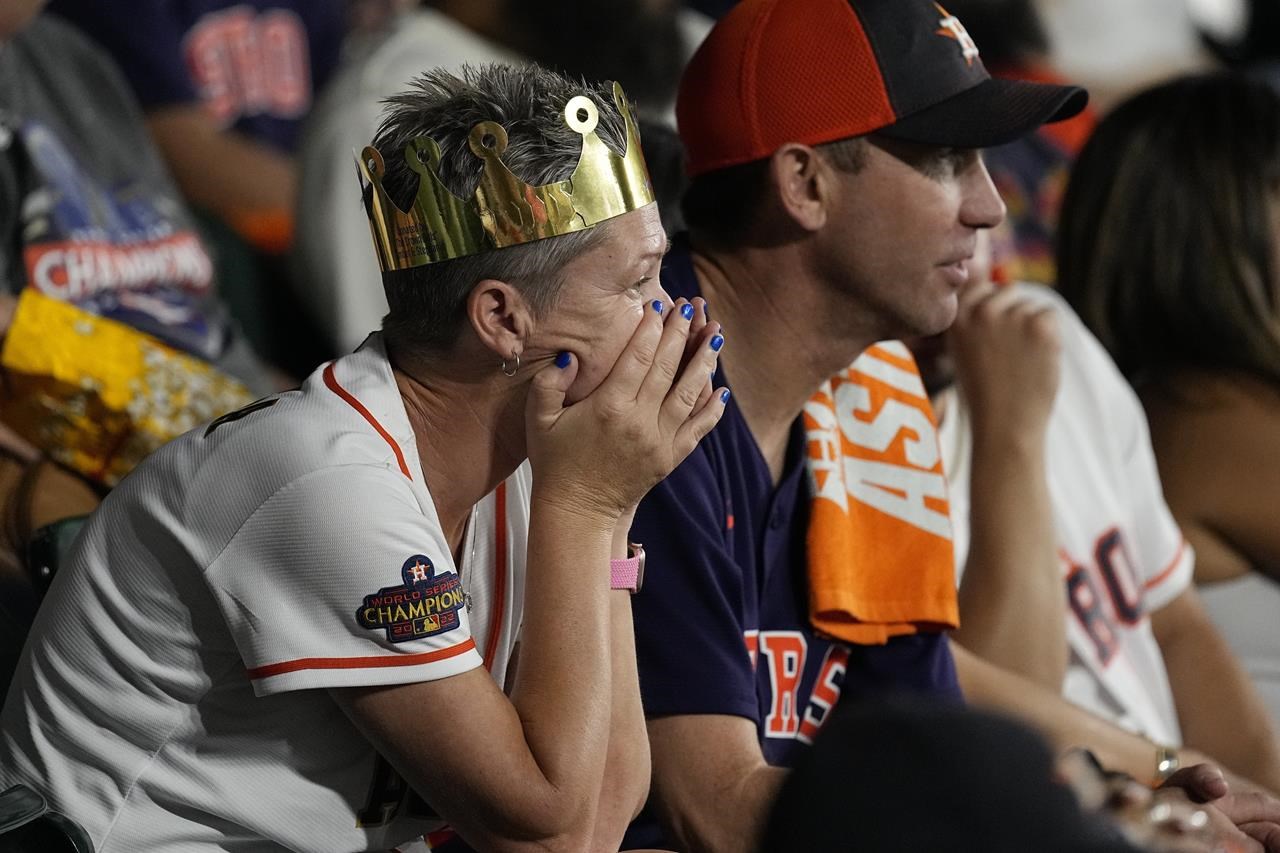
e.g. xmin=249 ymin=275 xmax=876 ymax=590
xmin=940 ymin=284 xmax=1193 ymax=746
xmin=0 ymin=335 xmax=529 ymax=852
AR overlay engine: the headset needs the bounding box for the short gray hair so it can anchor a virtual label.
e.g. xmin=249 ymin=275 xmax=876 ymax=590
xmin=372 ymin=64 xmax=632 ymax=358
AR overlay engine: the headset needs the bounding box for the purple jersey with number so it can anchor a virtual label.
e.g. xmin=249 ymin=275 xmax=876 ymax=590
xmin=623 ymin=237 xmax=962 ymax=847
xmin=46 ymin=0 xmax=344 ymax=152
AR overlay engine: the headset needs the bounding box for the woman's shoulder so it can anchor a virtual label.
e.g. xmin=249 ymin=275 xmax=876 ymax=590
xmin=1141 ymin=371 xmax=1280 ymax=582
xmin=1141 ymin=370 xmax=1280 ymax=435
xmin=1140 ymin=370 xmax=1280 ymax=508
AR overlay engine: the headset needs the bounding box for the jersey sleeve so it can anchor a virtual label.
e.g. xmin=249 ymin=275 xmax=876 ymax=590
xmin=629 ymin=444 xmax=759 ymax=722
xmin=205 ymin=464 xmax=483 ymax=696
xmin=1052 ymin=290 xmax=1194 ymax=611
xmin=45 ymin=0 xmax=198 ymax=110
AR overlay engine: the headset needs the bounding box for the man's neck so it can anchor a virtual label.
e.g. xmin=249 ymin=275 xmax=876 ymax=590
xmin=392 ymin=351 xmax=525 ymax=556
xmin=692 ymin=244 xmax=880 ymax=482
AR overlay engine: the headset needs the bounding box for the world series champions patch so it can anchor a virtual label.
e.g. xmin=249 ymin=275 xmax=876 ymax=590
xmin=357 ymin=555 xmax=465 ymax=642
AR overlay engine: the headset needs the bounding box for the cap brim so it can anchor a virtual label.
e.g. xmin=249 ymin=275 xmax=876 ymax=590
xmin=876 ymin=77 xmax=1088 ymax=149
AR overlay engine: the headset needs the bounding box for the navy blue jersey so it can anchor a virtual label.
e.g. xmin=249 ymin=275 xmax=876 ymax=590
xmin=624 ymin=238 xmax=961 ymax=845
xmin=46 ymin=0 xmax=344 ymax=152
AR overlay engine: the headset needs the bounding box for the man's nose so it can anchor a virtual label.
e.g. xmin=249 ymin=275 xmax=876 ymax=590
xmin=960 ymin=156 xmax=1007 ymax=231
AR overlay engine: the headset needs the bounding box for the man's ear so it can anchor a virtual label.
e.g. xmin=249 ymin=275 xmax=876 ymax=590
xmin=769 ymin=143 xmax=832 ymax=232
xmin=466 ymin=279 xmax=533 ymax=362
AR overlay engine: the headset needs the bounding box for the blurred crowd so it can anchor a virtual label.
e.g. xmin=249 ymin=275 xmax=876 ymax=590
xmin=4 ymin=0 xmax=1280 ymax=851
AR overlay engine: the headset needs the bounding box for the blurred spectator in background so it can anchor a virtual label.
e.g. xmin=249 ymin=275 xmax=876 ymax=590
xmin=947 ymin=0 xmax=1096 ymax=286
xmin=44 ymin=0 xmax=345 ymax=255
xmin=0 ymin=6 xmax=273 ymax=391
xmin=1058 ymin=72 xmax=1280 ymax=733
xmin=914 ymin=232 xmax=1280 ymax=800
xmin=44 ymin=0 xmax=347 ymax=377
xmin=294 ymin=0 xmax=708 ymax=355
xmin=1035 ymin=0 xmax=1216 ymax=113
xmin=0 ymin=1 xmax=271 ymax=681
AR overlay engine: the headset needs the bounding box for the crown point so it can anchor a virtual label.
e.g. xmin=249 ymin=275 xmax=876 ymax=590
xmin=468 ymin=122 xmax=509 ymax=159
xmin=564 ymin=95 xmax=599 ymax=135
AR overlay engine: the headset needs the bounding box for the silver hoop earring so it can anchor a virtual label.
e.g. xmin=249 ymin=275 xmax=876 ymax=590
xmin=501 ymin=350 xmax=520 ymax=377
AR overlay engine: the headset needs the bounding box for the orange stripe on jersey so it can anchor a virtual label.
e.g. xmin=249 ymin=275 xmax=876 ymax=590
xmin=1144 ymin=535 xmax=1187 ymax=591
xmin=483 ymin=483 xmax=509 ymax=673
xmin=322 ymin=362 xmax=412 ymax=480
xmin=246 ymin=638 xmax=477 ymax=680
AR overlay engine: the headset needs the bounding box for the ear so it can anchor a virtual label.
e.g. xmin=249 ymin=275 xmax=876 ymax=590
xmin=465 ymin=279 xmax=534 ymax=362
xmin=769 ymin=143 xmax=833 ymax=233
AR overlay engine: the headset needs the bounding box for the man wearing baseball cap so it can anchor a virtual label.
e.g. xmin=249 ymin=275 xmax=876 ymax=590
xmin=624 ymin=1 xmax=1280 ymax=850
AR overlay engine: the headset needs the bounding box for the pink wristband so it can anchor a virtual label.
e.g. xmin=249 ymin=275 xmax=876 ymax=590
xmin=610 ymin=543 xmax=645 ymax=592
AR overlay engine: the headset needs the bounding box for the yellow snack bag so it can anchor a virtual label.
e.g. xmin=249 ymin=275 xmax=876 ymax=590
xmin=0 ymin=290 xmax=255 ymax=485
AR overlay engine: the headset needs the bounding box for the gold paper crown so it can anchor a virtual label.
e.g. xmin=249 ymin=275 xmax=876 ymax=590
xmin=357 ymin=81 xmax=656 ymax=271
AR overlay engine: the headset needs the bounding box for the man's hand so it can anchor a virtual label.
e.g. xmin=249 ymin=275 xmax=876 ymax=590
xmin=947 ymin=280 xmax=1061 ymax=439
xmin=1161 ymin=763 xmax=1280 ymax=851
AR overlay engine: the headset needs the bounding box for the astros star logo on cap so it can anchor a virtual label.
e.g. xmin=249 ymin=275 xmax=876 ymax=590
xmin=934 ymin=3 xmax=979 ymax=67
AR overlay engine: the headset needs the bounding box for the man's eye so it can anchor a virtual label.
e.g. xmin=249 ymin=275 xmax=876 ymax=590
xmin=921 ymin=149 xmax=971 ymax=180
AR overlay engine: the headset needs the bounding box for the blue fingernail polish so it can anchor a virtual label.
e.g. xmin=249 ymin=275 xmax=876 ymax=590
xmin=680 ymin=303 xmax=694 ymax=320
xmin=555 ymin=351 xmax=571 ymax=368
xmin=651 ymin=299 xmax=664 ymax=314
xmin=710 ymin=334 xmax=724 ymax=352
xmin=720 ymin=388 xmax=731 ymax=403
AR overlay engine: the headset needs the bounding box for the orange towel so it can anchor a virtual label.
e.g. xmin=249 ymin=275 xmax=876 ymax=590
xmin=803 ymin=341 xmax=960 ymax=645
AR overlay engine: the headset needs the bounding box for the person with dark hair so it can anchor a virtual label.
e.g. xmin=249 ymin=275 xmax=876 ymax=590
xmin=623 ymin=2 xmax=1280 ymax=850
xmin=0 ymin=63 xmax=728 ymax=851
xmin=1058 ymin=72 xmax=1280 ymax=733
xmin=619 ymin=0 xmax=1115 ymax=849
xmin=760 ymin=698 xmax=1147 ymax=853
xmin=909 ymin=226 xmax=1280 ymax=808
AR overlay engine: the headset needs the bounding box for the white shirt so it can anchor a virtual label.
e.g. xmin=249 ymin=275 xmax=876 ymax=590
xmin=940 ymin=284 xmax=1192 ymax=746
xmin=0 ymin=335 xmax=529 ymax=851
xmin=1200 ymin=572 xmax=1280 ymax=733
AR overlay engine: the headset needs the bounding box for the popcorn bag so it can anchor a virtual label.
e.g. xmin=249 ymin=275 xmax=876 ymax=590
xmin=0 ymin=290 xmax=254 ymax=486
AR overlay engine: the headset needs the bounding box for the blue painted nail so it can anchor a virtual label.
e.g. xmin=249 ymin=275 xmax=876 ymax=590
xmin=720 ymin=388 xmax=731 ymax=403
xmin=680 ymin=303 xmax=694 ymax=320
xmin=555 ymin=351 xmax=571 ymax=368
xmin=709 ymin=334 xmax=725 ymax=352
xmin=651 ymin=299 xmax=664 ymax=314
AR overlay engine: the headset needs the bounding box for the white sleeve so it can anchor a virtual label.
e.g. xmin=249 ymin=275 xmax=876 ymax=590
xmin=1053 ymin=290 xmax=1194 ymax=611
xmin=206 ymin=465 xmax=483 ymax=696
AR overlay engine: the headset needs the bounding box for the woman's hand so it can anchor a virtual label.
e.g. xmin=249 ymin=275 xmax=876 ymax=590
xmin=525 ymin=297 xmax=727 ymax=525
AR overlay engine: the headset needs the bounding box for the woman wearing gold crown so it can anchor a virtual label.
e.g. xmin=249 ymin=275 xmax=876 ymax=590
xmin=0 ymin=63 xmax=726 ymax=852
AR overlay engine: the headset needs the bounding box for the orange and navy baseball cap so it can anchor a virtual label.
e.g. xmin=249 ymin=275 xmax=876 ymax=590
xmin=677 ymin=0 xmax=1088 ymax=177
